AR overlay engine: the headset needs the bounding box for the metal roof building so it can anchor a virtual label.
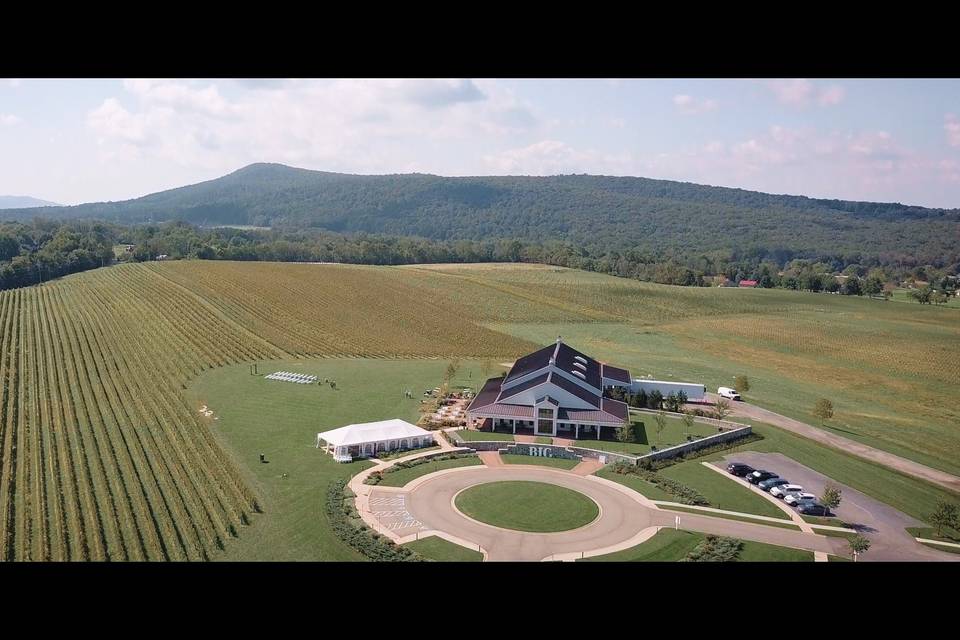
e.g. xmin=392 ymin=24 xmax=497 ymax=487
xmin=466 ymin=337 xmax=630 ymax=439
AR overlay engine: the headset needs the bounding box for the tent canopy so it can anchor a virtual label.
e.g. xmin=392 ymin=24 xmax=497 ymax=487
xmin=317 ymin=418 xmax=431 ymax=448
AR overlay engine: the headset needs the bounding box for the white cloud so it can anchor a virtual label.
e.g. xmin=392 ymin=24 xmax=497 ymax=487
xmin=1 ymin=113 xmax=21 ymax=126
xmin=946 ymin=115 xmax=960 ymax=147
xmin=767 ymin=79 xmax=845 ymax=108
xmin=672 ymin=94 xmax=718 ymax=115
xmin=87 ymin=79 xmax=538 ymax=173
xmin=483 ymin=140 xmax=632 ymax=175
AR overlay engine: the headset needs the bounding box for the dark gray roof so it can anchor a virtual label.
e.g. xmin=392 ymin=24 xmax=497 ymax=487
xmin=497 ymin=372 xmax=550 ymax=403
xmin=504 ymin=339 xmax=602 ymax=390
xmin=550 ymin=371 xmax=601 ymax=408
xmin=601 ymin=363 xmax=631 ymax=384
xmin=466 ymin=376 xmax=506 ymax=413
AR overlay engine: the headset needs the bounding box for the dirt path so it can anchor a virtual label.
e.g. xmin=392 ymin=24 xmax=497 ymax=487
xmin=571 ymin=459 xmax=604 ymax=476
xmin=478 ymin=451 xmax=504 ymax=467
xmin=695 ymin=393 xmax=960 ymax=494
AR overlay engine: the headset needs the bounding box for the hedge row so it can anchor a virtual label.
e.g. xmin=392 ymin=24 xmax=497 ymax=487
xmin=364 ymin=451 xmax=477 ymax=485
xmin=610 ymin=461 xmax=710 ymax=506
xmin=682 ymin=535 xmax=743 ymax=562
xmin=325 ymin=479 xmax=424 ymax=562
xmin=637 ymin=433 xmax=764 ymax=471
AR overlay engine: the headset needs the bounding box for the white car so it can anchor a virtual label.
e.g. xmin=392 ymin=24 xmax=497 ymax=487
xmin=717 ymin=386 xmax=741 ymax=400
xmin=770 ymin=484 xmax=803 ymax=499
xmin=784 ymin=492 xmax=817 ymax=506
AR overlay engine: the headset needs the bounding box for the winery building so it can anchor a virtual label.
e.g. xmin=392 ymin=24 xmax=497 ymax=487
xmin=466 ymin=337 xmax=630 ymax=438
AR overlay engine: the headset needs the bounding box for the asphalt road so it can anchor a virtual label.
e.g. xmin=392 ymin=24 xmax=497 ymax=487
xmin=696 ymin=393 xmax=960 ymax=494
xmin=388 ymin=465 xmax=850 ymax=561
xmin=715 ymin=451 xmax=960 ymax=562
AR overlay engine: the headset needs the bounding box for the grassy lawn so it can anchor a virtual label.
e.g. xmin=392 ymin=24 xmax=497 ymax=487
xmin=378 ymin=456 xmax=482 ymax=487
xmin=906 ymin=526 xmax=960 ymax=544
xmin=374 ymin=445 xmax=440 ymax=461
xmin=694 ymin=419 xmax=960 ymax=529
xmin=404 ymin=536 xmax=483 ymax=562
xmin=737 ymin=540 xmax=814 ymax=562
xmin=917 ymin=541 xmax=960 ymax=555
xmin=570 ymin=413 xmax=718 ymax=456
xmin=659 ymin=505 xmax=802 ymax=530
xmin=829 ymin=554 xmax=853 ymax=562
xmin=534 ymin=436 xmax=554 ymax=444
xmin=579 ymin=529 xmax=705 ymax=562
xmin=594 ymin=467 xmax=673 ymax=501
xmin=455 ymin=481 xmax=598 ymax=532
xmin=453 ymin=430 xmax=515 ymax=442
xmin=501 ymin=454 xmax=579 ymax=470
xmin=658 ymin=460 xmax=790 ymax=519
xmin=186 ymin=357 xmax=487 ymax=561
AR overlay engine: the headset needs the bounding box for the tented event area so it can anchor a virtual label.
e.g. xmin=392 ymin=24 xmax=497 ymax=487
xmin=316 ymin=419 xmax=435 ymax=462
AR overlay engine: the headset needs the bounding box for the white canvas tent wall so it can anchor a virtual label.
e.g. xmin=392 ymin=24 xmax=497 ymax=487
xmin=316 ymin=418 xmax=434 ymax=462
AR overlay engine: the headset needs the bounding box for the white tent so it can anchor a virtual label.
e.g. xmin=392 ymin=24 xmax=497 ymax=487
xmin=316 ymin=419 xmax=434 ymax=462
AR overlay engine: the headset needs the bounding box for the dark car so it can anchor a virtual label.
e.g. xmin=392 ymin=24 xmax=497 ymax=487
xmin=758 ymin=477 xmax=791 ymax=492
xmin=796 ymin=501 xmax=830 ymax=516
xmin=727 ymin=463 xmax=754 ymax=477
xmin=747 ymin=470 xmax=778 ymax=484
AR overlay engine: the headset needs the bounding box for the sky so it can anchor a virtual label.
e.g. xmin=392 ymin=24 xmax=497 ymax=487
xmin=1 ymin=78 xmax=960 ymax=208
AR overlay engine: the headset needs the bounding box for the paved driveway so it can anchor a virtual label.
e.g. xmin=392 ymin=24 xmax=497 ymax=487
xmin=394 ymin=465 xmax=848 ymax=561
xmin=714 ymin=451 xmax=959 ymax=562
xmin=696 ymin=393 xmax=960 ymax=494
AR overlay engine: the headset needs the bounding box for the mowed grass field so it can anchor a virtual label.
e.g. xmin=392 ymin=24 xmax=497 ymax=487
xmin=1 ymin=259 xmax=957 ymax=561
xmin=397 ymin=264 xmax=960 ymax=476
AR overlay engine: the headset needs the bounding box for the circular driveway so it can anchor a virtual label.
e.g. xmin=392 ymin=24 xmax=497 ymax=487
xmin=404 ymin=466 xmax=659 ymax=561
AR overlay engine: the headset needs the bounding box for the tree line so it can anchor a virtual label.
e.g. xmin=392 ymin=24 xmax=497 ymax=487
xmin=2 ymin=218 xmax=957 ymax=301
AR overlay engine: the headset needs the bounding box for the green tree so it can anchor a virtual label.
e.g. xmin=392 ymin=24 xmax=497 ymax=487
xmin=617 ymin=421 xmax=636 ymax=443
xmin=733 ymin=375 xmax=750 ymax=394
xmin=820 ymin=484 xmax=842 ymax=516
xmin=712 ymin=397 xmax=732 ymax=422
xmin=910 ymin=285 xmax=934 ymax=304
xmin=681 ymin=410 xmax=696 ymax=436
xmin=812 ymin=398 xmax=834 ymax=426
xmin=654 ymin=410 xmax=667 ymax=444
xmin=648 ymin=389 xmax=663 ymax=410
xmin=928 ymin=500 xmax=959 ymax=538
xmin=848 ymin=534 xmax=871 ymax=562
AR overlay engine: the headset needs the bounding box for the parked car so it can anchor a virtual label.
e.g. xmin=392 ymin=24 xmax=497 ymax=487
xmin=718 ymin=386 xmax=742 ymax=400
xmin=796 ymin=501 xmax=830 ymax=516
xmin=726 ymin=463 xmax=754 ymax=477
xmin=784 ymin=492 xmax=817 ymax=506
xmin=759 ymin=477 xmax=791 ymax=492
xmin=747 ymin=470 xmax=778 ymax=484
xmin=770 ymin=483 xmax=803 ymax=498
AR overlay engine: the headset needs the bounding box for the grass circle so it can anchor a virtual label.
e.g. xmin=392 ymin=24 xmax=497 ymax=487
xmin=454 ymin=481 xmax=599 ymax=532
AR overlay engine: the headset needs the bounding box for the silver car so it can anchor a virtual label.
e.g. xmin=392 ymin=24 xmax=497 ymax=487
xmin=785 ymin=492 xmax=816 ymax=506
xmin=770 ymin=483 xmax=803 ymax=499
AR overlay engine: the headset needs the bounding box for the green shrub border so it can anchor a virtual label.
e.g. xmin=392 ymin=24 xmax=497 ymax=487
xmin=637 ymin=433 xmax=764 ymax=471
xmin=325 ymin=479 xmax=425 ymax=562
xmin=364 ymin=452 xmax=478 ymax=486
xmin=609 ymin=461 xmax=710 ymax=506
xmin=682 ymin=535 xmax=743 ymax=562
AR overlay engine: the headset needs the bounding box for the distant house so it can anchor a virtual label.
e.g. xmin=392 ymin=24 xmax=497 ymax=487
xmin=156 ymin=254 xmax=169 ymax=261
xmin=738 ymin=279 xmax=758 ymax=288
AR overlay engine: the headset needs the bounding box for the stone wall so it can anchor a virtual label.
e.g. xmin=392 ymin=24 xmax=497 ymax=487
xmin=637 ymin=426 xmax=753 ymax=463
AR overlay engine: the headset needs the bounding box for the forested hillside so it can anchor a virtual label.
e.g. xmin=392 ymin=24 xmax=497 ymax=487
xmin=3 ymin=163 xmax=957 ymax=269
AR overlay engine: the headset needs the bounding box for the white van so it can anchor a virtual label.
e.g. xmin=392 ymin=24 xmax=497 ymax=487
xmin=717 ymin=386 xmax=741 ymax=400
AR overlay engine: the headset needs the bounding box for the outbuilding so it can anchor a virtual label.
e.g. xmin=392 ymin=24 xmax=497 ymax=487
xmin=315 ymin=418 xmax=435 ymax=463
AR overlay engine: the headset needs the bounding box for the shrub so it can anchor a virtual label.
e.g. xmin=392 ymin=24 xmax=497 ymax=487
xmin=682 ymin=535 xmax=743 ymax=562
xmin=609 ymin=461 xmax=709 ymax=506
xmin=325 ymin=479 xmax=425 ymax=562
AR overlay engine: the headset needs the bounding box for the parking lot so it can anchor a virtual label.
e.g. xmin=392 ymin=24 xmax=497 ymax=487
xmin=714 ymin=451 xmax=959 ymax=562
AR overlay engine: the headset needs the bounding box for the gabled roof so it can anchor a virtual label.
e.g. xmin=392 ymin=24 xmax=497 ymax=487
xmin=317 ymin=419 xmax=431 ymax=447
xmin=601 ymin=363 xmax=631 ymax=384
xmin=504 ymin=338 xmax=602 ymax=390
xmin=497 ymin=372 xmax=550 ymax=402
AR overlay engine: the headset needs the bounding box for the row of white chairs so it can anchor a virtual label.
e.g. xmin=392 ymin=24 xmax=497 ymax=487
xmin=265 ymin=371 xmax=318 ymax=384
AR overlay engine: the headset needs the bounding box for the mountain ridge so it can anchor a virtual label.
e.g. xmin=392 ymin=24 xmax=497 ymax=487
xmin=1 ymin=163 xmax=956 ymax=263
